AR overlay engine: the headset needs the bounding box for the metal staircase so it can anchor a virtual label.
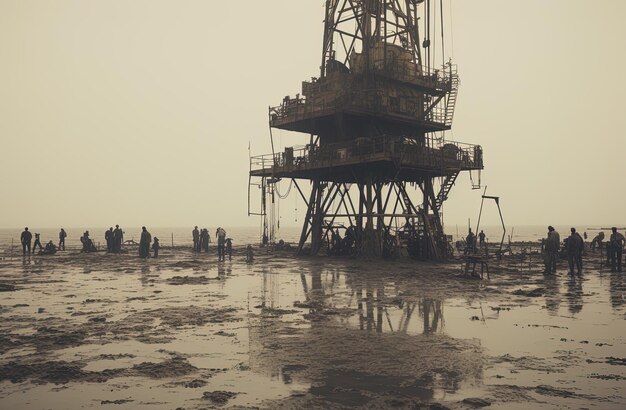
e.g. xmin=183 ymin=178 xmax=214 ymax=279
xmin=444 ymin=73 xmax=459 ymax=127
xmin=435 ymin=171 xmax=460 ymax=211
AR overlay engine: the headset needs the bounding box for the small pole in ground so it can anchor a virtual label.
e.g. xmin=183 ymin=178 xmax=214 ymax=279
xmin=171 ymin=233 xmax=174 ymax=248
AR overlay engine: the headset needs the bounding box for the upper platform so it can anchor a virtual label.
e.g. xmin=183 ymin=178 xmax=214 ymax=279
xmin=250 ymin=136 xmax=483 ymax=183
xmin=270 ymin=48 xmax=458 ymax=137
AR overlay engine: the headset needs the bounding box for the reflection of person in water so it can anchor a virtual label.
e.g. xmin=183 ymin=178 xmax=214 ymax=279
xmin=543 ymin=272 xmax=561 ymax=315
xmin=610 ymin=272 xmax=625 ymax=309
xmin=422 ymin=299 xmax=443 ymax=333
xmin=566 ymin=276 xmax=583 ymax=314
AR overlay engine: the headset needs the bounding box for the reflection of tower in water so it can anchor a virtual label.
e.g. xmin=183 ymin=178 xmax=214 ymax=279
xmin=260 ymin=268 xmax=280 ymax=310
xmin=248 ymin=268 xmax=482 ymax=402
xmin=347 ymin=275 xmax=445 ymax=335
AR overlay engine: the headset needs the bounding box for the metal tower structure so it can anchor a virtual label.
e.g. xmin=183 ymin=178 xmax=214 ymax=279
xmin=249 ymin=0 xmax=483 ymax=259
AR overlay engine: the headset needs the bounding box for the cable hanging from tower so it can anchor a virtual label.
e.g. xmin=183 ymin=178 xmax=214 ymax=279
xmin=275 ymin=179 xmax=293 ymax=199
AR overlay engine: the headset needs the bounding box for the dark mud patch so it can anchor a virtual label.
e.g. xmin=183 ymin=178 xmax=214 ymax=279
xmin=130 ymin=356 xmax=197 ymax=379
xmin=101 ymin=399 xmax=134 ymax=405
xmin=605 ymin=357 xmax=626 ymax=366
xmin=17 ymin=326 xmax=88 ymax=353
xmin=183 ymin=379 xmax=208 ymax=388
xmin=0 ymin=360 xmax=122 ymax=384
xmin=260 ymin=307 xmax=300 ymax=316
xmin=491 ymin=354 xmax=564 ymax=373
xmin=120 ymin=306 xmax=239 ymax=329
xmin=511 ymin=288 xmax=545 ymax=297
xmin=462 ymin=397 xmax=491 ymax=407
xmin=588 ymin=373 xmax=626 ymax=380
xmin=534 ymin=384 xmax=593 ymax=399
xmin=202 ymin=390 xmax=238 ymax=405
xmin=98 ymin=354 xmax=136 ymax=360
xmin=166 ymin=275 xmax=219 ymax=285
xmin=0 ymin=283 xmax=17 ymax=292
xmin=0 ymin=356 xmax=197 ymax=385
xmin=168 ymin=260 xmax=205 ymax=270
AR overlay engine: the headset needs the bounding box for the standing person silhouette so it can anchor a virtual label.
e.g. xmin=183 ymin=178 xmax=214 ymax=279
xmin=139 ymin=227 xmax=151 ymax=258
xmin=21 ymin=227 xmax=32 ymax=255
xmin=105 ymin=227 xmax=114 ymax=252
xmin=58 ymin=228 xmax=67 ymax=251
xmin=33 ymin=233 xmax=43 ymax=252
xmin=609 ymin=227 xmax=625 ymax=272
xmin=216 ymin=227 xmax=227 ymax=261
xmin=192 ymin=226 xmax=200 ymax=252
xmin=113 ymin=225 xmax=123 ymax=253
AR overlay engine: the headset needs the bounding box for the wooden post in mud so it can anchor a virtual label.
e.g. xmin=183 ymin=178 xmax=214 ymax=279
xmin=171 ymin=233 xmax=174 ymax=248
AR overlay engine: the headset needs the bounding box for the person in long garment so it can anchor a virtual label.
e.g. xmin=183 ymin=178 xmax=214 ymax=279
xmin=202 ymin=229 xmax=210 ymax=252
xmin=105 ymin=227 xmax=114 ymax=252
xmin=139 ymin=226 xmax=151 ymax=258
xmin=113 ymin=225 xmax=123 ymax=253
xmin=216 ymin=227 xmax=226 ymax=261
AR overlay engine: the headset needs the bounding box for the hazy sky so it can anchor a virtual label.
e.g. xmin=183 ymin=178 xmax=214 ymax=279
xmin=1 ymin=0 xmax=625 ymax=230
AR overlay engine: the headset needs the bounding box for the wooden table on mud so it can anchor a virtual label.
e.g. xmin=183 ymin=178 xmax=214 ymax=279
xmin=464 ymin=255 xmax=490 ymax=279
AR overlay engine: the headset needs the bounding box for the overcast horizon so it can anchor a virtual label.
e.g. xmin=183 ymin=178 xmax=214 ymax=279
xmin=2 ymin=0 xmax=625 ymax=231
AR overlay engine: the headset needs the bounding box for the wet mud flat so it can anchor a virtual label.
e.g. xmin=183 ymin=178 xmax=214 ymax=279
xmin=0 ymin=247 xmax=625 ymax=409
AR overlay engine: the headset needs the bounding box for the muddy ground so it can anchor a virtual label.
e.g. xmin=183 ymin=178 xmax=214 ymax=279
xmin=0 ymin=246 xmax=625 ymax=409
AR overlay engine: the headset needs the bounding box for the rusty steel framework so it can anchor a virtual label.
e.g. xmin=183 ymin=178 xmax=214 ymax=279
xmin=249 ymin=0 xmax=484 ymax=259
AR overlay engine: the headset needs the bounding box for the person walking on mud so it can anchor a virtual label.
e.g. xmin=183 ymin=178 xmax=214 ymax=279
xmin=32 ymin=233 xmax=43 ymax=252
xmin=566 ymin=228 xmax=584 ymax=276
xmin=192 ymin=226 xmax=200 ymax=252
xmin=544 ymin=226 xmax=560 ymax=274
xmin=216 ymin=227 xmax=226 ymax=261
xmin=139 ymin=226 xmax=152 ymax=258
xmin=58 ymin=228 xmax=67 ymax=251
xmin=105 ymin=227 xmax=114 ymax=253
xmin=21 ymin=227 xmax=32 ymax=255
xmin=609 ymin=227 xmax=625 ymax=272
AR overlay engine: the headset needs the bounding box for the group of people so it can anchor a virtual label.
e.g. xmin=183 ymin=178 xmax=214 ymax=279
xmin=19 ymin=226 xmax=160 ymax=259
xmin=138 ymin=226 xmax=159 ymax=258
xmin=20 ymin=228 xmax=57 ymax=255
xmin=464 ymin=229 xmax=487 ymax=254
xmin=193 ymin=226 xmax=232 ymax=261
xmin=104 ymin=225 xmax=125 ymax=253
xmin=80 ymin=231 xmax=98 ymax=253
xmin=543 ymin=226 xmax=625 ymax=275
xmin=192 ymin=226 xmax=212 ymax=252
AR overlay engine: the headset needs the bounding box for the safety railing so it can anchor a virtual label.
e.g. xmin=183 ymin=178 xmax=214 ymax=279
xmin=250 ymin=135 xmax=483 ymax=175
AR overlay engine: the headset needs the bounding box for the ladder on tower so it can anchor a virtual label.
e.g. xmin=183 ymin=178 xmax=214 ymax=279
xmin=444 ymin=73 xmax=460 ymax=127
xmin=435 ymin=171 xmax=460 ymax=211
